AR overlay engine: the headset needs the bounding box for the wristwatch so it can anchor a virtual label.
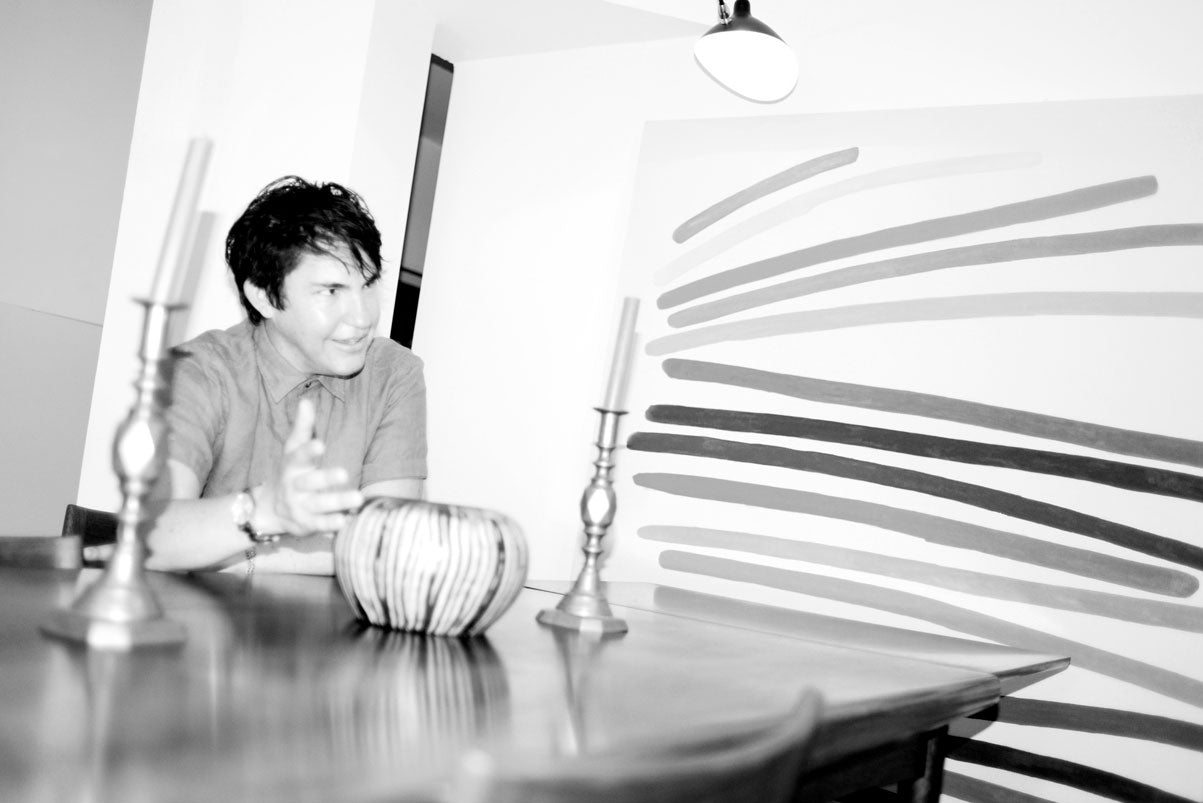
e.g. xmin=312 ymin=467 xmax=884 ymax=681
xmin=233 ymin=489 xmax=279 ymax=544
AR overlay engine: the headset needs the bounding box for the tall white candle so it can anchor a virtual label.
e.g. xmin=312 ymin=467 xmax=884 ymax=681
xmin=601 ymin=297 xmax=640 ymax=411
xmin=148 ymin=138 xmax=213 ymax=304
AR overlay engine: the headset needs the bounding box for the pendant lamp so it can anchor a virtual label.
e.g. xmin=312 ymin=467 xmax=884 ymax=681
xmin=694 ymin=0 xmax=798 ymax=103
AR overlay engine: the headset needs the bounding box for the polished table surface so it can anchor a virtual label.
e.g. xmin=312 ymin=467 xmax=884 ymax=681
xmin=527 ymin=581 xmax=1070 ymax=696
xmin=0 ymin=569 xmax=1064 ymax=802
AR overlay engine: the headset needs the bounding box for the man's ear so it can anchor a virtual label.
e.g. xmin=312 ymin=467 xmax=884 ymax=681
xmin=244 ymin=281 xmax=278 ymax=320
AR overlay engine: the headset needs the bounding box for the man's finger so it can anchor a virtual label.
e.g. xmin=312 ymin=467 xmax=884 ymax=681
xmin=284 ymin=397 xmax=317 ymax=453
xmin=285 ymin=438 xmax=325 ymax=468
xmin=307 ymin=489 xmax=365 ymax=515
xmin=309 ymin=512 xmax=354 ymax=534
xmin=291 ymin=467 xmax=350 ymax=493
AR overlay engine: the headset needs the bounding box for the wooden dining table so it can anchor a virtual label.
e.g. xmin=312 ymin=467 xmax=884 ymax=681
xmin=0 ymin=567 xmax=1066 ymax=802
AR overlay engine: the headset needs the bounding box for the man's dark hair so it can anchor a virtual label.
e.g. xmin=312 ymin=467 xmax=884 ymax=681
xmin=226 ymin=176 xmax=383 ymax=325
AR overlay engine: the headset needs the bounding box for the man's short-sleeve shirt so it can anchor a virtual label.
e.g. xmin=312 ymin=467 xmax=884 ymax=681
xmin=168 ymin=320 xmax=427 ymax=498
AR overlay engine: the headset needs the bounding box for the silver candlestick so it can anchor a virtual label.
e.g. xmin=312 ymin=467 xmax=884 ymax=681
xmin=42 ymin=299 xmax=186 ymax=648
xmin=537 ymin=407 xmax=629 ymax=634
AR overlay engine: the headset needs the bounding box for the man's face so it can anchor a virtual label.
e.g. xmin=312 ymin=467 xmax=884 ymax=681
xmin=256 ymin=247 xmax=381 ymax=377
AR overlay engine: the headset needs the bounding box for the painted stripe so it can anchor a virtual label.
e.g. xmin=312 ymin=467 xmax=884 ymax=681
xmin=629 ymin=432 xmax=1203 ymax=572
xmin=645 ymin=405 xmax=1203 ymax=502
xmin=662 ymin=359 xmax=1203 ymax=468
xmin=659 ymin=550 xmax=1203 ymax=707
xmin=646 ymin=291 xmax=1203 ymax=355
xmin=655 ymin=152 xmax=1042 ymax=286
xmin=949 ymin=739 xmax=1197 ymax=803
xmin=639 ymin=525 xmax=1203 ymax=633
xmin=667 ymin=224 xmax=1203 ymax=327
xmin=657 ymin=175 xmax=1159 ymax=308
xmin=943 ymin=772 xmax=1056 ymax=803
xmin=632 ymin=473 xmax=1196 ymax=596
xmin=968 ymin=698 xmax=1203 ymax=751
xmin=671 ymin=148 xmax=859 ymax=244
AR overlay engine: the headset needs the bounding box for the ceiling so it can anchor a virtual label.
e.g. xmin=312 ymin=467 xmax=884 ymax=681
xmin=430 ymin=0 xmax=900 ymax=64
xmin=430 ymin=0 xmax=706 ymax=63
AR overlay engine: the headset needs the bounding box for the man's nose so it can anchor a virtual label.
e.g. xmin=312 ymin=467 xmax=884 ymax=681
xmin=345 ymin=286 xmax=379 ymax=328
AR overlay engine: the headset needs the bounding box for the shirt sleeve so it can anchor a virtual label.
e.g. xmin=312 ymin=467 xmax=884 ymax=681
xmin=166 ymin=345 xmax=225 ymax=490
xmin=361 ymin=349 xmax=428 ymax=486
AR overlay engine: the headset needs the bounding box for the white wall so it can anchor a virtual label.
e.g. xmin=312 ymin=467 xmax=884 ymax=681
xmin=417 ymin=0 xmax=1203 ymax=579
xmin=77 ymin=0 xmax=435 ymax=511
xmin=0 ymin=0 xmax=151 ymax=534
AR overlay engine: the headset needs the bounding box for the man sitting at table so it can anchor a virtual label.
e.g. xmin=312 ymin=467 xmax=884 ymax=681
xmin=86 ymin=176 xmax=427 ymax=574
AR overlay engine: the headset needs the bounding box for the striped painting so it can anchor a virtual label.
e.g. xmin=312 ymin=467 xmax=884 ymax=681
xmin=610 ymin=96 xmax=1203 ymax=803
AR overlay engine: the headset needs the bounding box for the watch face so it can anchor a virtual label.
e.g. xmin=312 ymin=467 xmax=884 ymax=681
xmin=234 ymin=491 xmax=256 ymax=532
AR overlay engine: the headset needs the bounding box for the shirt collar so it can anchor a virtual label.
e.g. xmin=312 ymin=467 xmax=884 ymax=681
xmin=252 ymin=323 xmax=349 ymax=403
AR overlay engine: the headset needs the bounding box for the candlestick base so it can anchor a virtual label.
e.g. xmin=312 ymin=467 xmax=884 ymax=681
xmin=537 ymin=586 xmax=629 ymax=634
xmin=537 ymin=407 xmax=630 ymax=635
xmin=41 ymin=607 xmax=186 ymax=650
xmin=537 ymin=608 xmax=628 ymax=635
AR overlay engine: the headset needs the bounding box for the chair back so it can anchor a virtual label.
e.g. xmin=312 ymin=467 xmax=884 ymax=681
xmin=62 ymin=504 xmax=118 ymax=567
xmin=450 ymin=689 xmax=822 ymax=803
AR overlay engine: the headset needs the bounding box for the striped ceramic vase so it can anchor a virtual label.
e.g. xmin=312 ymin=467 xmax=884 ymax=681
xmin=334 ymin=497 xmax=529 ymax=637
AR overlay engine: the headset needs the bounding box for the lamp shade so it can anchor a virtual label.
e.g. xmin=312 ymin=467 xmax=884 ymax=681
xmin=694 ymin=0 xmax=798 ymax=103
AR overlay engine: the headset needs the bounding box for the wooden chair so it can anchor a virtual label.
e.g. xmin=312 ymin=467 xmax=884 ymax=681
xmin=448 ymin=690 xmax=823 ymax=803
xmin=61 ymin=503 xmax=118 ymax=567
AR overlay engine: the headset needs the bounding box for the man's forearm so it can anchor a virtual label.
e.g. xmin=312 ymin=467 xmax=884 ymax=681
xmin=145 ymin=489 xmax=344 ymax=574
xmin=144 ymin=494 xmax=258 ymax=571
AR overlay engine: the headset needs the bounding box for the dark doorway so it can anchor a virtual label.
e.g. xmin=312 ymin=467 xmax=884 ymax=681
xmin=391 ymin=54 xmax=453 ymax=349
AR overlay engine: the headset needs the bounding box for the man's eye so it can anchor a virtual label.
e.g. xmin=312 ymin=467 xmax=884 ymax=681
xmin=322 ymin=287 xmax=341 ymax=296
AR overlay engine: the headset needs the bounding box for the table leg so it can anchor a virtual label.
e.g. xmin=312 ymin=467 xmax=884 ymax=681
xmin=798 ymin=731 xmax=935 ymax=801
xmin=896 ymin=728 xmax=947 ymax=803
